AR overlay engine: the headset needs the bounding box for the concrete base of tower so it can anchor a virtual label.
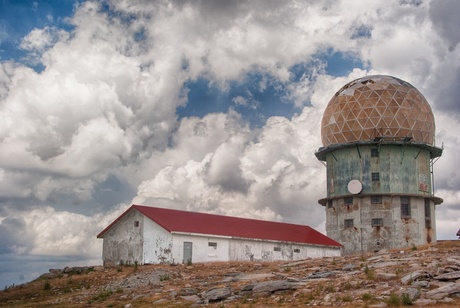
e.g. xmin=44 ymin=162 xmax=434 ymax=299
xmin=321 ymin=194 xmax=439 ymax=255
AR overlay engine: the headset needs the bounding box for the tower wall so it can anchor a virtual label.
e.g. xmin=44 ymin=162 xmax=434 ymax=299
xmin=325 ymin=195 xmax=436 ymax=254
xmin=325 ymin=145 xmax=432 ymax=197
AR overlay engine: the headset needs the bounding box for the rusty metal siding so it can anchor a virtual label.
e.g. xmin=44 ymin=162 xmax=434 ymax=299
xmin=325 ymin=145 xmax=432 ymax=197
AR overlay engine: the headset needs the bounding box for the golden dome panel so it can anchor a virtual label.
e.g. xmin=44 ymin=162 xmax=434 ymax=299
xmin=321 ymin=75 xmax=435 ymax=147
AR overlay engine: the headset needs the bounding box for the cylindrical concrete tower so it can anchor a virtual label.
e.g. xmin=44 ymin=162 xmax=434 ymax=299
xmin=315 ymin=75 xmax=443 ymax=254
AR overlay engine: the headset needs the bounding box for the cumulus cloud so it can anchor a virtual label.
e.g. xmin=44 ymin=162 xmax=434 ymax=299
xmin=1 ymin=0 xmax=460 ymax=288
xmin=429 ymin=0 xmax=460 ymax=51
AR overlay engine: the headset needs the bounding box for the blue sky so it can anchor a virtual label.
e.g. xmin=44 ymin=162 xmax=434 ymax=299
xmin=1 ymin=0 xmax=460 ymax=288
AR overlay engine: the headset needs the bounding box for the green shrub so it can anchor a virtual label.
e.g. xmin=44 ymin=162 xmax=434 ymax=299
xmin=93 ymin=289 xmax=113 ymax=301
xmin=43 ymin=280 xmax=51 ymax=290
xmin=364 ymin=265 xmax=375 ymax=280
xmin=402 ymin=293 xmax=413 ymax=306
xmin=159 ymin=274 xmax=170 ymax=281
xmin=386 ymin=293 xmax=401 ymax=307
xmin=362 ymin=293 xmax=375 ymax=301
xmin=341 ymin=295 xmax=352 ymax=302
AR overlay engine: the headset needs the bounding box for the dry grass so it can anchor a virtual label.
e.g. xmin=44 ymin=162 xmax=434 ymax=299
xmin=1 ymin=241 xmax=460 ymax=307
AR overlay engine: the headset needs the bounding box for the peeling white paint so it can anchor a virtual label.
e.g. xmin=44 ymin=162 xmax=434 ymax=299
xmin=100 ymin=209 xmax=342 ymax=266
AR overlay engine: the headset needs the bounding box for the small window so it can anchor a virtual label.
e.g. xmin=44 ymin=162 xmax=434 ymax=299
xmin=401 ymin=197 xmax=411 ymax=218
xmin=344 ymin=197 xmax=353 ymax=205
xmin=208 ymin=242 xmax=217 ymax=247
xmin=344 ymin=219 xmax=354 ymax=228
xmin=372 ymin=218 xmax=383 ymax=227
xmin=371 ymin=148 xmax=379 ymax=157
xmin=273 ymin=247 xmax=281 ymax=252
xmin=371 ymin=195 xmax=382 ymax=204
xmin=134 ymin=221 xmax=139 ymax=227
xmin=371 ymin=172 xmax=380 ymax=181
xmin=327 ymin=200 xmax=333 ymax=208
xmin=294 ymin=248 xmax=300 ymax=253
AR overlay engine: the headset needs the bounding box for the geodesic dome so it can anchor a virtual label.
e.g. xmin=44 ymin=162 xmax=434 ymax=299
xmin=321 ymin=75 xmax=435 ymax=147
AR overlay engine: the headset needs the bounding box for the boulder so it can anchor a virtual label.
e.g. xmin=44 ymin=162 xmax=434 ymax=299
xmin=425 ymin=282 xmax=460 ymax=300
xmin=400 ymin=287 xmax=420 ymax=302
xmin=201 ymin=287 xmax=232 ymax=302
xmin=400 ymin=270 xmax=432 ymax=285
xmin=306 ymin=270 xmax=337 ymax=279
xmin=434 ymin=271 xmax=460 ymax=281
xmin=252 ymin=280 xmax=294 ymax=296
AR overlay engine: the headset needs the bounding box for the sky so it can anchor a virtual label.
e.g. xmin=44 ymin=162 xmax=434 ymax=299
xmin=0 ymin=0 xmax=459 ymax=288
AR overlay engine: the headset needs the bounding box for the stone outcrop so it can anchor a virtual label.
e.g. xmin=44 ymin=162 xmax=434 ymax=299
xmin=2 ymin=242 xmax=460 ymax=307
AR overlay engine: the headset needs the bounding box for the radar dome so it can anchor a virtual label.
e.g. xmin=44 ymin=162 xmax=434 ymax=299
xmin=321 ymin=75 xmax=435 ymax=147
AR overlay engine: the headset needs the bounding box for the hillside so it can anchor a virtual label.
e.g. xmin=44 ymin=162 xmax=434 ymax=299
xmin=1 ymin=241 xmax=460 ymax=307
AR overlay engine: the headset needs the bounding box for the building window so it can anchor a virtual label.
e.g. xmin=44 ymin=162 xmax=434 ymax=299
xmin=208 ymin=242 xmax=217 ymax=247
xmin=294 ymin=248 xmax=300 ymax=253
xmin=371 ymin=148 xmax=379 ymax=157
xmin=371 ymin=195 xmax=382 ymax=204
xmin=371 ymin=172 xmax=380 ymax=181
xmin=134 ymin=221 xmax=139 ymax=227
xmin=344 ymin=219 xmax=354 ymax=228
xmin=372 ymin=218 xmax=383 ymax=227
xmin=401 ymin=197 xmax=411 ymax=218
xmin=327 ymin=200 xmax=333 ymax=208
xmin=273 ymin=247 xmax=281 ymax=252
xmin=344 ymin=197 xmax=353 ymax=205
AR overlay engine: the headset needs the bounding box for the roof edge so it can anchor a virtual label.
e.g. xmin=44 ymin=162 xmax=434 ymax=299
xmin=96 ymin=205 xmax=136 ymax=238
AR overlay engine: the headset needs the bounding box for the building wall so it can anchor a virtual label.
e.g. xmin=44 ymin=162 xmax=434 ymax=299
xmin=326 ymin=195 xmax=436 ymax=254
xmin=101 ymin=209 xmax=144 ymax=266
xmin=228 ymin=239 xmax=341 ymax=261
xmin=171 ymin=234 xmax=230 ymax=264
xmin=143 ymin=218 xmax=173 ymax=264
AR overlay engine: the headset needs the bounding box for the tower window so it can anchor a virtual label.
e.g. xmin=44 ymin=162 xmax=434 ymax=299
xmin=371 ymin=172 xmax=380 ymax=181
xmin=371 ymin=148 xmax=379 ymax=157
xmin=344 ymin=197 xmax=353 ymax=205
xmin=372 ymin=218 xmax=383 ymax=227
xmin=371 ymin=195 xmax=382 ymax=204
xmin=344 ymin=219 xmax=354 ymax=228
xmin=401 ymin=197 xmax=411 ymax=218
xmin=327 ymin=200 xmax=333 ymax=208
xmin=134 ymin=221 xmax=139 ymax=227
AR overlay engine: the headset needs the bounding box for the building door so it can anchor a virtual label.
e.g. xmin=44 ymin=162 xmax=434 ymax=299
xmin=183 ymin=242 xmax=193 ymax=264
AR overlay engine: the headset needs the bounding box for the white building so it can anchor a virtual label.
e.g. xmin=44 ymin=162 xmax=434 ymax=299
xmin=97 ymin=205 xmax=342 ymax=266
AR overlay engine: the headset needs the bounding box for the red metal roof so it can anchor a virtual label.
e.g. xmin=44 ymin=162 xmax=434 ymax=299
xmin=97 ymin=204 xmax=342 ymax=247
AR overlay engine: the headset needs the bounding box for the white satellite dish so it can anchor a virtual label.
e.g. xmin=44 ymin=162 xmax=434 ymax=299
xmin=348 ymin=180 xmax=362 ymax=194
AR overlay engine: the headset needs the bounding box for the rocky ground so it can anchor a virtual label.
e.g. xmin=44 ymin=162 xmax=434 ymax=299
xmin=1 ymin=241 xmax=460 ymax=307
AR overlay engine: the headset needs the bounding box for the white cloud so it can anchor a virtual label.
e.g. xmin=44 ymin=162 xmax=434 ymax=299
xmin=20 ymin=27 xmax=69 ymax=53
xmin=1 ymin=0 xmax=460 ymax=288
